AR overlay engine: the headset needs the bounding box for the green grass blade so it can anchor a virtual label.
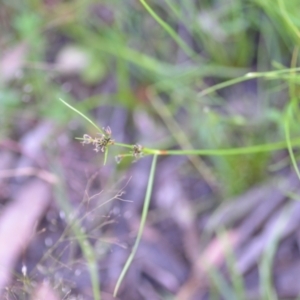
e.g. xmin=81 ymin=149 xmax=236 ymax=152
xmin=207 ymin=265 xmax=237 ymax=300
xmin=277 ymin=0 xmax=300 ymax=42
xmin=259 ymin=206 xmax=292 ymax=300
xmin=51 ymin=164 xmax=101 ymax=300
xmin=143 ymin=137 xmax=300 ymax=156
xmin=104 ymin=147 xmax=108 ymax=165
xmin=197 ymin=67 xmax=300 ymax=98
xmin=139 ymin=0 xmax=196 ymax=59
xmin=284 ymin=99 xmax=300 ymax=180
xmin=217 ymin=229 xmax=246 ymax=300
xmin=59 ymin=98 xmax=103 ymax=133
xmin=113 ymin=154 xmax=158 ymax=297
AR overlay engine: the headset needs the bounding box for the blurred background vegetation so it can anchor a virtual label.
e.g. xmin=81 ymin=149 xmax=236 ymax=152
xmin=1 ymin=0 xmax=300 ymax=299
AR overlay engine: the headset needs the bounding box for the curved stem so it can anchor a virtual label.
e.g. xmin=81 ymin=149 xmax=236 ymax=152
xmin=113 ymin=154 xmax=158 ymax=297
xmin=142 ymin=138 xmax=300 ymax=156
xmin=76 ymin=137 xmax=300 ymax=157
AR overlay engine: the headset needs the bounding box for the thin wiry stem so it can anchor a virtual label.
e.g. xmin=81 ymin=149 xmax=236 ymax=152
xmin=113 ymin=155 xmax=158 ymax=297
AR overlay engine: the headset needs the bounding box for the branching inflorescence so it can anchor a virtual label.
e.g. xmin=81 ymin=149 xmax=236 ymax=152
xmin=81 ymin=126 xmax=145 ymax=162
xmin=81 ymin=126 xmax=115 ymax=153
xmin=59 ymin=97 xmax=300 ymax=298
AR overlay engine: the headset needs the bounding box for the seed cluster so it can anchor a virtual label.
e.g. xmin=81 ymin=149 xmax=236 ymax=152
xmin=133 ymin=144 xmax=143 ymax=159
xmin=81 ymin=126 xmax=114 ymax=153
xmin=81 ymin=127 xmax=145 ymax=162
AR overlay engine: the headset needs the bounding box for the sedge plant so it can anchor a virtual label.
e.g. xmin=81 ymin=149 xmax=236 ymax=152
xmin=59 ymin=85 xmax=300 ymax=297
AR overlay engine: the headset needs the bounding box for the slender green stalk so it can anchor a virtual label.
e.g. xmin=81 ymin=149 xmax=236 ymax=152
xmin=259 ymin=206 xmax=292 ymax=300
xmin=114 ymin=142 xmax=134 ymax=149
xmin=77 ymin=233 xmax=101 ymax=300
xmin=52 ymin=165 xmax=101 ymax=300
xmin=217 ymin=229 xmax=246 ymax=300
xmin=75 ymin=135 xmax=300 ymax=157
xmin=104 ymin=148 xmax=108 ymax=165
xmin=67 ymin=102 xmax=300 ymax=159
xmin=142 ymin=138 xmax=300 ymax=156
xmin=59 ymin=98 xmax=103 ymax=134
xmin=113 ymin=154 xmax=158 ymax=297
xmin=277 ymin=0 xmax=300 ymax=42
xmin=206 ymin=265 xmax=236 ymax=300
xmin=284 ymin=99 xmax=300 ymax=180
xmin=197 ymin=67 xmax=300 ymax=98
xmin=139 ymin=0 xmax=197 ymax=60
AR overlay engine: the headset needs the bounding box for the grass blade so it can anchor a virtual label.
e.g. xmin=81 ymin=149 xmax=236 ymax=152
xmin=59 ymin=98 xmax=103 ymax=133
xmin=207 ymin=265 xmax=237 ymax=300
xmin=259 ymin=206 xmax=292 ymax=300
xmin=217 ymin=229 xmax=246 ymax=300
xmin=284 ymin=98 xmax=300 ymax=181
xmin=139 ymin=0 xmax=196 ymax=59
xmin=51 ymin=164 xmax=101 ymax=300
xmin=113 ymin=154 xmax=158 ymax=297
xmin=104 ymin=147 xmax=108 ymax=165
